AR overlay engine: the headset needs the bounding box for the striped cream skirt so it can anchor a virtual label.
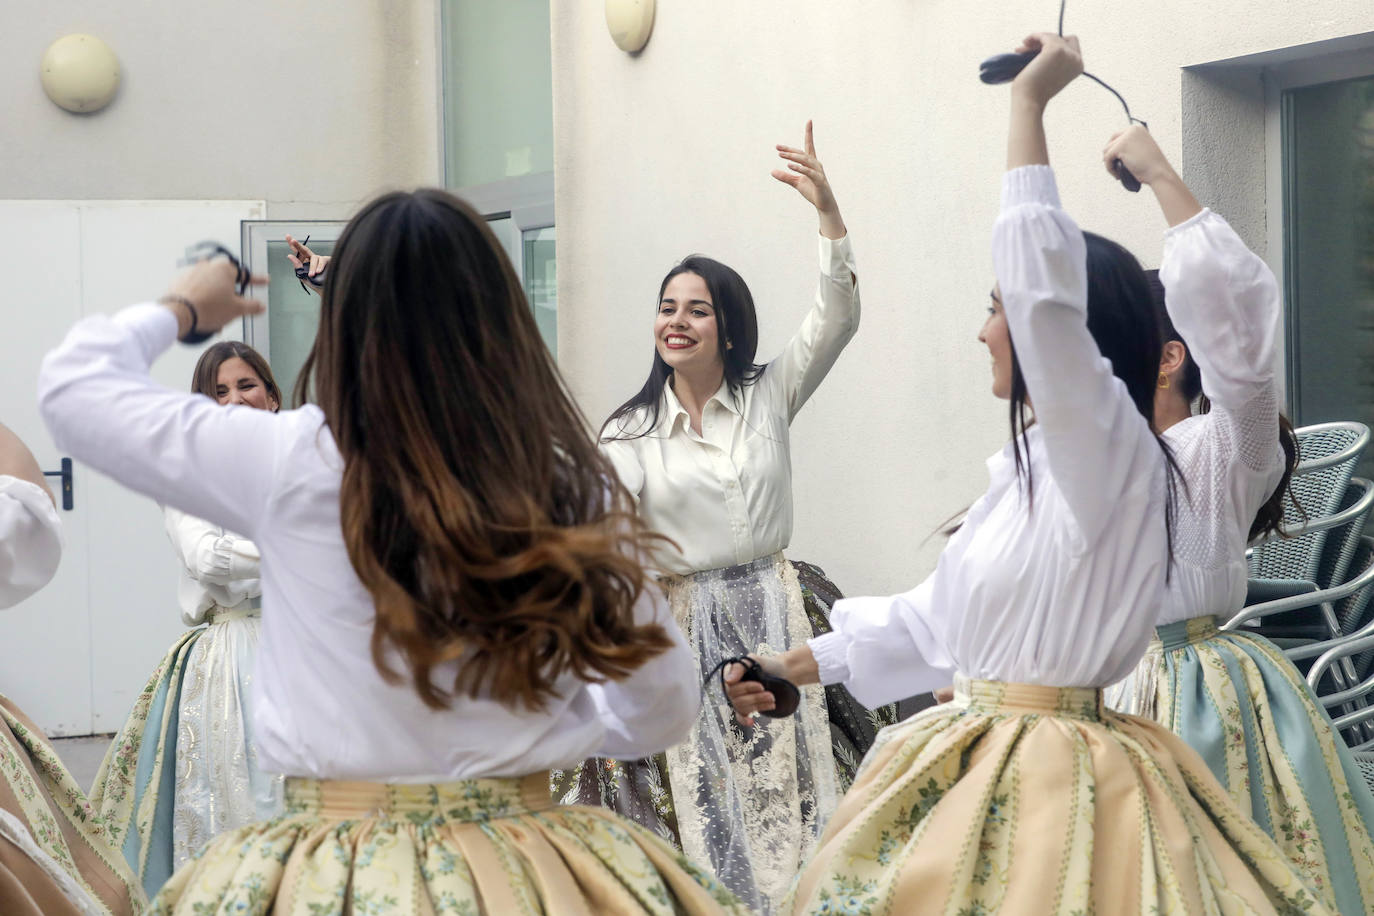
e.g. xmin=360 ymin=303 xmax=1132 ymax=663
xmin=0 ymin=694 xmax=142 ymax=916
xmin=1106 ymin=615 xmax=1374 ymax=914
xmin=788 ymin=677 xmax=1335 ymax=915
xmin=148 ymin=772 xmax=746 ymax=915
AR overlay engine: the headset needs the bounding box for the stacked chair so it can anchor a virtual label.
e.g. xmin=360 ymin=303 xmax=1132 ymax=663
xmin=1223 ymin=421 xmax=1374 ymax=787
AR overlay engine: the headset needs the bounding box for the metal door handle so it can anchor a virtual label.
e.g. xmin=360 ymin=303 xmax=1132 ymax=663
xmin=42 ymin=458 xmax=73 ymax=510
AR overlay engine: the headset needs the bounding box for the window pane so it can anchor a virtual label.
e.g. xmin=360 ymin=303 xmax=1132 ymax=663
xmin=1284 ymin=75 xmax=1374 ymax=458
xmin=442 ymin=1 xmax=554 ymax=188
xmin=523 ymin=226 xmax=556 ymax=358
xmin=265 ymin=238 xmax=333 ymax=399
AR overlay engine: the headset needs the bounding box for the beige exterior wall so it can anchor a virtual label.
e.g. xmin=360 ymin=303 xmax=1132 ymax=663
xmin=550 ymin=2 xmax=1374 ymax=597
xmin=0 ymin=1 xmax=441 ymax=216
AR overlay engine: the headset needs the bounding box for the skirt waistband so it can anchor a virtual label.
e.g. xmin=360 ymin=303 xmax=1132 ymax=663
xmin=658 ymin=551 xmax=787 ymax=593
xmin=205 ymin=602 xmax=261 ymax=625
xmin=1155 ymin=614 xmax=1220 ymax=651
xmin=953 ymin=675 xmax=1104 ymax=721
xmin=283 ymin=772 xmax=553 ymax=822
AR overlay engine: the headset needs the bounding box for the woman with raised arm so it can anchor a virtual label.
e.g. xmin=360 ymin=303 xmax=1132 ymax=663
xmin=86 ymin=342 xmax=285 ymax=898
xmin=38 ymin=191 xmax=743 ymax=914
xmin=1102 ymin=124 xmax=1374 ymax=914
xmin=0 ymin=421 xmax=142 ymax=916
xmin=551 ymin=123 xmax=893 ymax=914
xmin=728 ymin=35 xmax=1334 ymax=914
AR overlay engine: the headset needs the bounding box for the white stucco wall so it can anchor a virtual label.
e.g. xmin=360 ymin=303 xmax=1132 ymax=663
xmin=0 ymin=1 xmax=441 ymax=216
xmin=551 ymin=2 xmax=1374 ymax=597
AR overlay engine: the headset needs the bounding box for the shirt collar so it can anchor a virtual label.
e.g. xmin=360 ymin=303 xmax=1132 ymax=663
xmin=662 ymin=376 xmax=740 ymax=432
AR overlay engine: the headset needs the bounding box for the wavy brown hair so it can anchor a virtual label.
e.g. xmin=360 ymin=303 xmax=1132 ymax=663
xmin=191 ymin=341 xmax=282 ymax=409
xmin=294 ymin=189 xmax=672 ymax=710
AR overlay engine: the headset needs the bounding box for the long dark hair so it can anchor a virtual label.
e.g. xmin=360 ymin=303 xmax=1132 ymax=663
xmin=294 ymin=189 xmax=672 ymax=711
xmin=602 ymin=255 xmax=764 ymax=439
xmin=1145 ymin=270 xmax=1300 ymax=541
xmin=191 ymin=341 xmax=282 ymax=410
xmin=1004 ymin=233 xmax=1184 ymax=561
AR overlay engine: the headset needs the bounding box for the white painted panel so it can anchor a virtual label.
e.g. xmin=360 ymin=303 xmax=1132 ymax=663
xmin=77 ymin=201 xmax=264 ymax=731
xmin=0 ymin=203 xmax=93 ymax=736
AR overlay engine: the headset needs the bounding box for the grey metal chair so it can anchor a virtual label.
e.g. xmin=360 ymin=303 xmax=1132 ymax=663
xmin=1249 ymin=421 xmax=1370 ymax=585
xmin=1353 ymin=751 xmax=1374 ymax=794
xmin=1306 ymin=629 xmax=1374 ymax=749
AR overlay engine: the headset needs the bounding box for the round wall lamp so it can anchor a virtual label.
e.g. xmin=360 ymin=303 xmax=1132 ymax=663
xmin=41 ymin=34 xmax=121 ymax=114
xmin=606 ymin=0 xmax=654 ymax=54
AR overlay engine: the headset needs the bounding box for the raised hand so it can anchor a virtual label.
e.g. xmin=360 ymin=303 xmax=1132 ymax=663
xmin=285 ymin=234 xmax=330 ymax=293
xmin=772 ymin=121 xmax=847 ymax=240
xmin=161 ymin=258 xmax=265 ymax=341
xmin=1102 ymin=124 xmax=1173 ymax=186
xmin=1010 ymin=33 xmax=1083 ymax=108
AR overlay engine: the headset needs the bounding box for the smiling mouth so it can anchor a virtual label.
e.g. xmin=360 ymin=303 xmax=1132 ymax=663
xmin=664 ymin=335 xmax=697 ymax=349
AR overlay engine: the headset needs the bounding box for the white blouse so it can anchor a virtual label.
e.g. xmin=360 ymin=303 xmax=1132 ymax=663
xmin=0 ymin=476 xmax=62 ymax=610
xmin=1154 ymin=210 xmax=1286 ymax=626
xmin=603 ymin=235 xmax=859 ymax=575
xmin=808 ymin=166 xmax=1170 ymax=708
xmin=164 ymin=506 xmax=262 ymax=626
xmin=38 ymin=306 xmax=700 ymax=782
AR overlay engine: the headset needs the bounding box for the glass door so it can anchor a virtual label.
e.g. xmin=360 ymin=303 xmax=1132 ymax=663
xmin=240 ymin=220 xmax=345 ymax=402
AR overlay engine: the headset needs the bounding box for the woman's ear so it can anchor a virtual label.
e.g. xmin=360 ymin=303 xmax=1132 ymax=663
xmin=1160 ymin=339 xmax=1188 ymax=376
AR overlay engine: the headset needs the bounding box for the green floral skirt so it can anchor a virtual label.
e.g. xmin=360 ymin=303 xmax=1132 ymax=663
xmin=148 ymin=772 xmax=746 ymax=915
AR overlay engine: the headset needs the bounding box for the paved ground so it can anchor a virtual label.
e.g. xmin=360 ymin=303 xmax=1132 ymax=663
xmin=51 ymin=734 xmax=113 ymax=792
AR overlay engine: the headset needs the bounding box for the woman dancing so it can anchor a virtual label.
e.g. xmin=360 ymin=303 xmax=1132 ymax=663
xmin=39 ymin=190 xmax=743 ymax=914
xmin=86 ymin=342 xmax=285 ymax=897
xmin=728 ymin=34 xmax=1335 ymax=914
xmin=557 ymin=123 xmax=894 ymax=913
xmin=0 ymin=421 xmax=142 ymax=916
xmin=1102 ymin=123 xmax=1374 ymax=914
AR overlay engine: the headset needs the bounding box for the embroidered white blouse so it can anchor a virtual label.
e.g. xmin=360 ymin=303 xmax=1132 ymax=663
xmin=164 ymin=506 xmax=262 ymax=626
xmin=808 ymin=166 xmax=1170 ymax=707
xmin=1153 ymin=210 xmax=1285 ymax=626
xmin=38 ymin=307 xmax=700 ymax=782
xmin=602 ymin=235 xmax=859 ymax=575
xmin=0 ymin=476 xmax=62 ymax=610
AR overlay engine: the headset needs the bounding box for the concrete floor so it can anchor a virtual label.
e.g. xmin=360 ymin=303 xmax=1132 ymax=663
xmin=50 ymin=734 xmax=113 ymax=793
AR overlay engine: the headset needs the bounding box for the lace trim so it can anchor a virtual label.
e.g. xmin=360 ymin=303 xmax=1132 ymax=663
xmin=0 ymin=808 xmax=104 ymax=916
xmin=661 ymin=553 xmax=837 ymax=914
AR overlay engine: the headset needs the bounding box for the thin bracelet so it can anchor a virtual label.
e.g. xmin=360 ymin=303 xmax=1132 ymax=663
xmin=158 ymin=295 xmax=212 ymax=344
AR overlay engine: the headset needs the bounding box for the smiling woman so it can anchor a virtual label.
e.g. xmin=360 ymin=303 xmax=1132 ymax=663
xmin=549 ymin=121 xmax=896 ymax=915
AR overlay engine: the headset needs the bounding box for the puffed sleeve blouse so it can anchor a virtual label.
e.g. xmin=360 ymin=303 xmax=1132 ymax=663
xmin=1152 ymin=210 xmax=1286 ymax=626
xmin=163 ymin=506 xmax=263 ymax=626
xmin=37 ymin=305 xmax=700 ymax=782
xmin=807 ymin=166 xmax=1171 ymax=708
xmin=602 ymin=235 xmax=859 ymax=575
xmin=0 ymin=475 xmax=62 ymax=610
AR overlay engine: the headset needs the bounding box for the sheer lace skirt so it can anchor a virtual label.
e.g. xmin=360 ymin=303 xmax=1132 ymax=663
xmin=661 ymin=553 xmax=838 ymax=914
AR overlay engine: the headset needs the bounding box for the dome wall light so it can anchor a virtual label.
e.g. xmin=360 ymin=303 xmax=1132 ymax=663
xmin=41 ymin=34 xmax=121 ymax=114
xmin=605 ymin=0 xmax=654 ymax=54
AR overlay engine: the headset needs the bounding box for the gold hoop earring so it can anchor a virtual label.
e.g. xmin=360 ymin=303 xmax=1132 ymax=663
xmin=1157 ymin=371 xmax=1170 ymax=390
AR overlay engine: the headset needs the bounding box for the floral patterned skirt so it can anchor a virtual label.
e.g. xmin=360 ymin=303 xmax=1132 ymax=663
xmin=0 ymin=693 xmax=142 ymax=916
xmin=1106 ymin=615 xmax=1374 ymax=915
xmin=788 ymin=677 xmax=1335 ymax=916
xmin=147 ymin=772 xmax=746 ymax=915
xmin=86 ymin=608 xmax=283 ymax=901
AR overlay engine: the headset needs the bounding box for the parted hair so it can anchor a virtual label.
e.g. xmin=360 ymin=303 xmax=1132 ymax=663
xmin=190 ymin=341 xmax=281 ymax=408
xmin=294 ymin=188 xmax=672 ymax=711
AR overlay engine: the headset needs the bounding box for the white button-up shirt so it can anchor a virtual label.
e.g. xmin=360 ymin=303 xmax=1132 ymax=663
xmin=809 ymin=167 xmax=1170 ymax=707
xmin=603 ymin=235 xmax=859 ymax=575
xmin=38 ymin=306 xmax=699 ymax=782
xmin=0 ymin=476 xmax=62 ymax=610
xmin=1154 ymin=209 xmax=1286 ymax=626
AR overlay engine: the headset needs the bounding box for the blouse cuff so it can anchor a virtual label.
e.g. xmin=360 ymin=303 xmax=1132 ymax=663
xmin=807 ymin=631 xmax=853 ymax=687
xmin=1161 ymin=206 xmax=1215 ymax=240
xmin=818 ymin=234 xmax=856 ymax=282
xmin=0 ymin=476 xmax=59 ymax=529
xmin=1001 ymin=164 xmax=1060 ymax=211
xmin=116 ymin=303 xmax=180 ymax=364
